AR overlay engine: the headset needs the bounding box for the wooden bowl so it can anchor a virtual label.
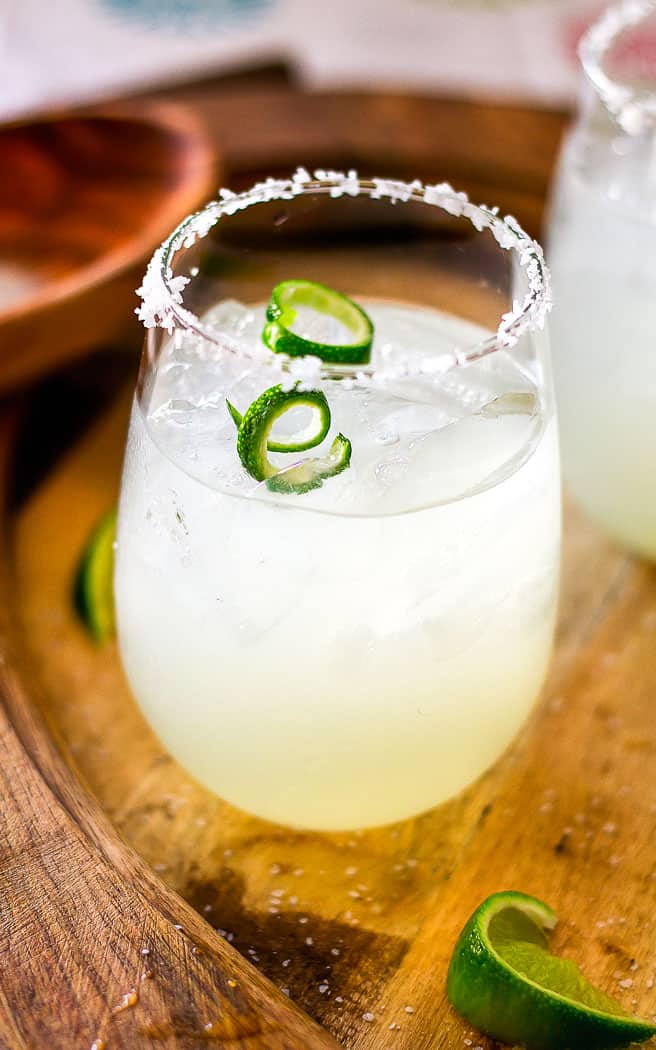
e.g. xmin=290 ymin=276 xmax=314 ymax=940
xmin=0 ymin=103 xmax=215 ymax=392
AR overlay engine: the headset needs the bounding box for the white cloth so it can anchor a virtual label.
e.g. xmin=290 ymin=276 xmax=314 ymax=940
xmin=0 ymin=0 xmax=607 ymax=123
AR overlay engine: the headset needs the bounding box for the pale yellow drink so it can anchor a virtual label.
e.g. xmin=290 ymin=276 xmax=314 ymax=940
xmin=115 ymin=301 xmax=560 ymax=830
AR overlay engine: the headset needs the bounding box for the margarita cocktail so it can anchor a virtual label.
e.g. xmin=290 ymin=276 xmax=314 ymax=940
xmin=115 ymin=171 xmax=560 ymax=830
xmin=548 ymin=0 xmax=656 ymax=558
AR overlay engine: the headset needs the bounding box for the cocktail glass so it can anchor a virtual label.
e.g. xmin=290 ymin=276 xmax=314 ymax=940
xmin=115 ymin=170 xmax=560 ymax=830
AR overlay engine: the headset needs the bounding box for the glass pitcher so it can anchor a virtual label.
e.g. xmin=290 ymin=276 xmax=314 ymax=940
xmin=548 ymin=0 xmax=656 ymax=559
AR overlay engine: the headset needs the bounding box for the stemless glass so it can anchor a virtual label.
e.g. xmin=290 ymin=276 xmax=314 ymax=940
xmin=548 ymin=0 xmax=656 ymax=558
xmin=115 ymin=170 xmax=561 ymax=831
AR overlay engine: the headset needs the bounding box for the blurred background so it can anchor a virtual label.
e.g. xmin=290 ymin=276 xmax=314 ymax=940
xmin=0 ymin=0 xmax=630 ymax=392
xmin=1 ymin=0 xmax=616 ymax=120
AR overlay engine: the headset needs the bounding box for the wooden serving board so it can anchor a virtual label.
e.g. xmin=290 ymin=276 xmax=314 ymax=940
xmin=7 ymin=361 xmax=656 ymax=1050
xmin=2 ymin=86 xmax=656 ymax=1049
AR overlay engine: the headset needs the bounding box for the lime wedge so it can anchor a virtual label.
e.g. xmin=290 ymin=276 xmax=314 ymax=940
xmin=73 ymin=509 xmax=117 ymax=643
xmin=262 ymin=279 xmax=374 ymax=365
xmin=447 ymin=891 xmax=656 ymax=1050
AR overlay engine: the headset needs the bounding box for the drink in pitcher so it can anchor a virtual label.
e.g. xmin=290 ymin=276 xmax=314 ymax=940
xmin=548 ymin=0 xmax=656 ymax=558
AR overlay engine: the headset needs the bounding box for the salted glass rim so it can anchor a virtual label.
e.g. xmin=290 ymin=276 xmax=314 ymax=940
xmin=136 ymin=169 xmax=551 ymax=386
xmin=580 ymin=0 xmax=656 ymax=134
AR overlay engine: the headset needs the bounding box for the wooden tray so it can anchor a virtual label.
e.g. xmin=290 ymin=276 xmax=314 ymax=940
xmin=3 ymin=88 xmax=656 ymax=1050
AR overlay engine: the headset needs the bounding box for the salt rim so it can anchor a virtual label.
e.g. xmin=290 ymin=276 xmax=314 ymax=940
xmin=580 ymin=0 xmax=656 ymax=135
xmin=136 ymin=169 xmax=551 ymax=390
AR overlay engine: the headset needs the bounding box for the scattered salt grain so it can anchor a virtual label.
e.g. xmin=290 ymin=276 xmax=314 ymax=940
xmin=405 ymin=1005 xmax=414 ymax=1014
xmin=362 ymin=1012 xmax=375 ymax=1022
xmin=619 ymin=978 xmax=634 ymax=989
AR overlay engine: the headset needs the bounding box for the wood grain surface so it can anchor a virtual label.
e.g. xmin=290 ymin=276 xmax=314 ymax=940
xmin=3 ymin=83 xmax=655 ymax=1050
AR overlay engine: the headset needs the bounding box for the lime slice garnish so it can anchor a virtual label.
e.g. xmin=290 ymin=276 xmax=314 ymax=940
xmin=226 ymin=391 xmax=330 ymax=453
xmin=262 ymin=279 xmax=374 ymax=365
xmin=447 ymin=891 xmax=656 ymax=1050
xmin=266 ymin=433 xmax=351 ymax=495
xmin=73 ymin=509 xmax=117 ymax=643
xmin=232 ymin=384 xmax=351 ymax=494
